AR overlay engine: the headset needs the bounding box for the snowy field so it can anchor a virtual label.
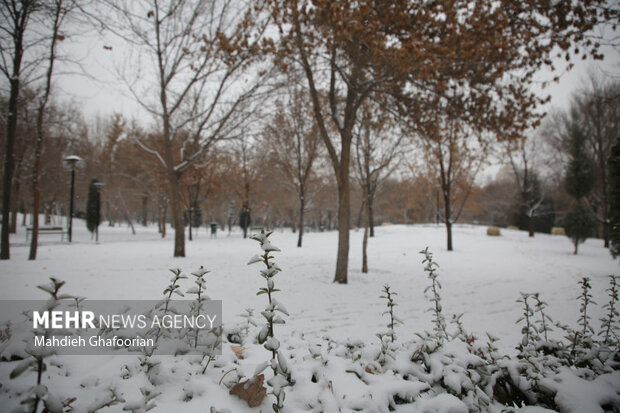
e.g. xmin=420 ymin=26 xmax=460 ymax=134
xmin=1 ymin=220 xmax=616 ymax=347
xmin=0 ymin=219 xmax=618 ymax=412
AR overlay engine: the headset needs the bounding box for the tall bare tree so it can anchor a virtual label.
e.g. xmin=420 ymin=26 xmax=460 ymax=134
xmin=100 ymin=0 xmax=271 ymax=256
xmin=574 ymin=78 xmax=620 ymax=247
xmin=29 ymin=0 xmax=73 ymax=260
xmin=505 ymin=134 xmax=547 ymax=237
xmin=0 ymin=0 xmax=36 ymax=259
xmin=265 ymin=86 xmax=321 ymax=247
xmin=353 ymin=106 xmax=404 ymax=272
xmin=419 ymin=119 xmax=489 ymax=251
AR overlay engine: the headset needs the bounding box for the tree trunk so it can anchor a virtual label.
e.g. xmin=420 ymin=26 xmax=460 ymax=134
xmin=444 ymin=193 xmax=453 ymax=251
xmin=297 ymin=195 xmax=304 ymax=247
xmin=10 ymin=178 xmax=19 ymax=234
xmin=574 ymin=241 xmax=578 ymax=255
xmin=603 ymin=220 xmax=609 ymax=248
xmin=106 ymin=200 xmax=114 ymax=227
xmin=356 ymin=198 xmax=365 ymax=229
xmin=141 ymin=195 xmax=148 ymax=226
xmin=334 ymin=167 xmax=350 ymax=284
xmin=368 ymin=194 xmax=375 ymax=238
xmin=163 ymin=123 xmax=185 ymax=255
xmin=28 ymin=126 xmax=44 ymax=260
xmin=170 ymin=183 xmax=184 ymax=255
xmin=121 ymin=205 xmax=136 ymax=235
xmin=1 ymin=77 xmax=20 ymax=259
xmin=362 ymin=225 xmax=368 ymax=273
xmin=528 ymin=214 xmax=534 ymax=237
xmin=362 ymin=187 xmax=370 ymax=273
xmin=160 ymin=204 xmax=167 ymax=238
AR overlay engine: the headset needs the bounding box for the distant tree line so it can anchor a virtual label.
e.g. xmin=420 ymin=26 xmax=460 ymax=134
xmin=1 ymin=0 xmax=618 ymax=279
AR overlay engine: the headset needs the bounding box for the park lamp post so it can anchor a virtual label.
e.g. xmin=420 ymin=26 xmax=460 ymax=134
xmin=93 ymin=182 xmax=105 ymax=242
xmin=63 ymin=155 xmax=83 ymax=242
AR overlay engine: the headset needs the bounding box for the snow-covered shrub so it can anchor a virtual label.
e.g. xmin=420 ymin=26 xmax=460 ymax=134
xmin=491 ymin=276 xmax=620 ymax=411
xmin=600 ymin=275 xmax=619 ymax=345
xmin=7 ymin=278 xmax=76 ymax=413
xmin=249 ymin=230 xmax=292 ymax=412
xmin=420 ymin=247 xmax=448 ymax=342
xmin=380 ymin=284 xmax=401 ymax=344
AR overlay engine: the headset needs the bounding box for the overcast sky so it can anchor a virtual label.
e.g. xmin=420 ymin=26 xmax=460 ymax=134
xmin=56 ymin=22 xmax=620 ymax=125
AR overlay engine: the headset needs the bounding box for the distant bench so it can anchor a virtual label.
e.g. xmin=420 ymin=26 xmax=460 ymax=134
xmin=25 ymin=226 xmax=68 ymax=242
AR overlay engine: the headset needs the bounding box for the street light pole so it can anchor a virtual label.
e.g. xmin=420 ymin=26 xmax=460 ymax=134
xmin=63 ymin=155 xmax=83 ymax=243
xmin=69 ymin=167 xmax=75 ymax=242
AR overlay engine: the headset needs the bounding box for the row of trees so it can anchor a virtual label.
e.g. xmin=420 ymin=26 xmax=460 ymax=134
xmin=3 ymin=75 xmax=618 ymax=253
xmin=2 ymin=0 xmax=618 ymax=284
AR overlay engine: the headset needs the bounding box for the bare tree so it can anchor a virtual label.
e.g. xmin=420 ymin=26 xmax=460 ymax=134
xmin=353 ymin=106 xmax=404 ymax=272
xmin=100 ymin=0 xmax=271 ymax=256
xmin=419 ymin=119 xmax=489 ymax=251
xmin=505 ymin=134 xmax=547 ymax=237
xmin=229 ymin=133 xmax=261 ymax=238
xmin=574 ymin=77 xmax=620 ymax=247
xmin=0 ymin=0 xmax=37 ymax=259
xmin=264 ymin=86 xmax=321 ymax=247
xmin=29 ymin=0 xmax=73 ymax=260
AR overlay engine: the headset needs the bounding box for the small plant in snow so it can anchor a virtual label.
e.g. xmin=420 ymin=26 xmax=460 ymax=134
xmin=420 ymin=247 xmax=447 ymax=341
xmin=185 ymin=266 xmax=220 ymax=373
xmin=10 ymin=278 xmax=74 ymax=413
xmin=187 ymin=266 xmax=209 ymax=348
xmin=577 ymin=277 xmax=596 ymax=338
xmin=599 ymin=275 xmax=619 ymax=345
xmin=248 ymin=230 xmax=291 ymax=412
xmin=516 ymin=292 xmax=536 ymax=349
xmin=532 ymin=293 xmax=553 ymax=343
xmin=379 ymin=284 xmax=400 ymax=343
xmin=153 ymin=268 xmax=187 ymax=345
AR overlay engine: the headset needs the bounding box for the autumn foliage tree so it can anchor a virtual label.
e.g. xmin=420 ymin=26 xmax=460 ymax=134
xmin=269 ymin=0 xmax=604 ymax=283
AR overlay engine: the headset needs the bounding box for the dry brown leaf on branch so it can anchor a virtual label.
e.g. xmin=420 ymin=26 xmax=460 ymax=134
xmin=229 ymin=374 xmax=267 ymax=407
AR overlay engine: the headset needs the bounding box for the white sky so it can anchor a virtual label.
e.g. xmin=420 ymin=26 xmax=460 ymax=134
xmin=55 ymin=22 xmax=620 ymax=127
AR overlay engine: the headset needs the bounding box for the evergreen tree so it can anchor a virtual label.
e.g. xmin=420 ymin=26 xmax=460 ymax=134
xmin=609 ymin=134 xmax=620 ymax=259
xmin=86 ymin=179 xmax=101 ymax=239
xmin=563 ymin=117 xmax=596 ymax=254
xmin=565 ymin=119 xmax=595 ymax=199
xmin=564 ymin=204 xmax=596 ymax=255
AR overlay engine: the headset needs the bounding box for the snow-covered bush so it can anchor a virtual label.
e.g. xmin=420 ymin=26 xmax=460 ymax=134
xmin=248 ymin=230 xmax=292 ymax=412
xmin=1 ymin=242 xmax=618 ymax=413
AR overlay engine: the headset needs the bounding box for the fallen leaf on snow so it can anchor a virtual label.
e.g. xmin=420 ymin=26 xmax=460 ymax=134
xmin=229 ymin=374 xmax=266 ymax=407
xmin=230 ymin=345 xmax=245 ymax=358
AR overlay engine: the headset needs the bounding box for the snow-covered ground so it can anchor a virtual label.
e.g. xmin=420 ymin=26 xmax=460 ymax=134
xmin=0 ymin=219 xmax=618 ymax=412
xmin=1 ymin=220 xmax=616 ymax=347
